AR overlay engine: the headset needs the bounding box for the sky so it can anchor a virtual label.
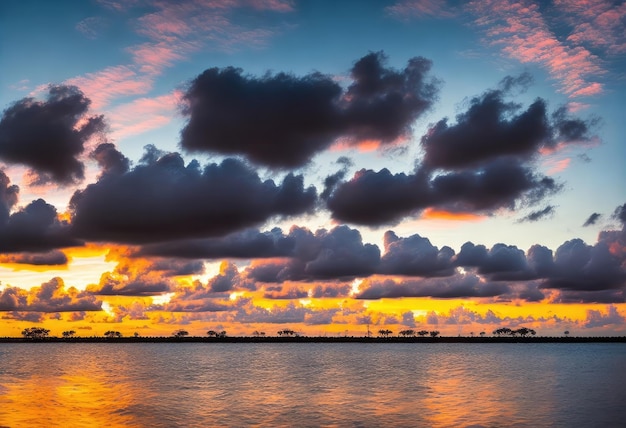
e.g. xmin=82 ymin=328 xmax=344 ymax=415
xmin=0 ymin=0 xmax=625 ymax=338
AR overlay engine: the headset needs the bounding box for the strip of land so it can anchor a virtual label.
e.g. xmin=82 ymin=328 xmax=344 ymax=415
xmin=1 ymin=336 xmax=625 ymax=343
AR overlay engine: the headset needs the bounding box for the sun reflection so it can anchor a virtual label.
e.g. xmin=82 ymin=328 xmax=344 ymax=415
xmin=0 ymin=360 xmax=139 ymax=427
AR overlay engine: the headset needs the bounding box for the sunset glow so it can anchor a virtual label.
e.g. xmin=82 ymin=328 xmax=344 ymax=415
xmin=0 ymin=0 xmax=624 ymax=340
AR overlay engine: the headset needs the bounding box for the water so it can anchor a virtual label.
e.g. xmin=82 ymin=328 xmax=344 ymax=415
xmin=0 ymin=342 xmax=624 ymax=427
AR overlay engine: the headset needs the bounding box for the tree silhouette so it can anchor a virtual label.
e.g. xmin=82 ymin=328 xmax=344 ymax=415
xmin=278 ymin=329 xmax=296 ymax=337
xmin=62 ymin=330 xmax=76 ymax=338
xmin=104 ymin=330 xmax=122 ymax=338
xmin=252 ymin=330 xmax=266 ymax=337
xmin=22 ymin=327 xmax=50 ymax=339
xmin=173 ymin=329 xmax=189 ymax=338
xmin=378 ymin=329 xmax=393 ymax=338
xmin=564 ymin=330 xmax=570 ymax=337
xmin=417 ymin=330 xmax=429 ymax=337
xmin=515 ymin=327 xmax=536 ymax=337
xmin=207 ymin=330 xmax=217 ymax=337
xmin=399 ymin=329 xmax=415 ymax=337
xmin=429 ymin=330 xmax=440 ymax=338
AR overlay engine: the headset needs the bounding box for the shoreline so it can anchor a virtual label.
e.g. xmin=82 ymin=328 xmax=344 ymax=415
xmin=1 ymin=336 xmax=625 ymax=344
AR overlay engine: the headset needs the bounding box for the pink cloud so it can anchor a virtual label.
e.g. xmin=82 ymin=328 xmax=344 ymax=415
xmin=128 ymin=42 xmax=189 ymax=76
xmin=107 ymin=91 xmax=183 ymax=141
xmin=544 ymin=157 xmax=571 ymax=175
xmin=467 ymin=0 xmax=605 ymax=98
xmin=566 ymin=101 xmax=591 ymax=113
xmin=66 ymin=66 xmax=153 ymax=110
xmin=555 ymin=0 xmax=626 ymax=54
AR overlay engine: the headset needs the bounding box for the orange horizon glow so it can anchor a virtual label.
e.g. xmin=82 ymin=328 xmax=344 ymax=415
xmin=421 ymin=208 xmax=485 ymax=222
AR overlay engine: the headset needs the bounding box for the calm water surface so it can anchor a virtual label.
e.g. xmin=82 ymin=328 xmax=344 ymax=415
xmin=0 ymin=342 xmax=624 ymax=427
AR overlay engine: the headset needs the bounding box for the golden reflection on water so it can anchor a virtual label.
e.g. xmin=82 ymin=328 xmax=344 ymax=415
xmin=0 ymin=346 xmax=147 ymax=428
xmin=0 ymin=343 xmax=623 ymax=427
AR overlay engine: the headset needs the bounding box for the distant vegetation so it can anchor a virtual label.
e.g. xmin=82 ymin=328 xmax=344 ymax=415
xmin=8 ymin=325 xmax=623 ymax=343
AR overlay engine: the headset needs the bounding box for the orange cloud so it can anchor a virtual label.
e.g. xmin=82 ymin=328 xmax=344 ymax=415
xmin=421 ymin=208 xmax=485 ymax=222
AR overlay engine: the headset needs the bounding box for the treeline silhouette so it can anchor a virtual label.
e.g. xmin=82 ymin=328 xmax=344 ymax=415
xmin=3 ymin=326 xmax=624 ymax=343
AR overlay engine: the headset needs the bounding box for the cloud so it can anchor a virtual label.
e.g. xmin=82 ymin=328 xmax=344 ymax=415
xmin=0 ymin=85 xmax=105 ymax=184
xmin=0 ymin=250 xmax=68 ymax=266
xmin=70 ymin=148 xmax=317 ymax=244
xmin=137 ymin=227 xmax=295 ymax=259
xmin=466 ymin=0 xmax=605 ymax=98
xmin=85 ymin=253 xmax=189 ymax=296
xmin=517 ymin=205 xmax=555 ymax=223
xmin=106 ymin=91 xmax=182 ymax=141
xmin=356 ymin=273 xmax=509 ymax=299
xmin=90 ymin=143 xmax=130 ymax=177
xmin=541 ymin=238 xmax=626 ymax=292
xmin=0 ymin=197 xmax=80 ymax=253
xmin=555 ymin=0 xmax=626 ymax=55
xmin=302 ymin=226 xmax=381 ymax=279
xmin=327 ymin=157 xmax=561 ymax=226
xmin=180 ymin=52 xmax=439 ymax=168
xmin=385 ymin=0 xmax=457 ymax=20
xmin=75 ymin=16 xmax=109 ymax=39
xmin=613 ymin=203 xmax=626 ymax=224
xmin=0 ymin=277 xmax=101 ymax=312
xmin=584 ymin=305 xmax=625 ymax=328
xmin=379 ymin=231 xmax=455 ymax=277
xmin=66 ymin=66 xmax=153 ymax=111
xmin=583 ymin=212 xmax=602 ymax=226
xmin=421 ymin=87 xmax=595 ymax=170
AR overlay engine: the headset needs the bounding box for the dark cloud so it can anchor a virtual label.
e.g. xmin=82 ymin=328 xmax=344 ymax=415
xmin=356 ymin=274 xmax=509 ymax=299
xmin=201 ymin=261 xmax=255 ymax=293
xmin=70 ymin=149 xmax=317 ymax=244
xmin=0 ymin=277 xmax=101 ymax=312
xmin=614 ymin=203 xmax=626 ymax=224
xmin=498 ymin=72 xmax=533 ymax=94
xmin=240 ymin=225 xmax=380 ymax=282
xmin=454 ymin=242 xmax=488 ymax=267
xmin=421 ymin=86 xmax=595 ymax=170
xmin=303 ymin=226 xmax=380 ymax=279
xmin=137 ymin=228 xmax=295 ymax=259
xmin=91 ymin=143 xmax=130 ymax=177
xmin=456 ymin=242 xmax=532 ymax=281
xmin=341 ymin=52 xmax=439 ymax=144
xmin=379 ymin=231 xmax=455 ymax=277
xmin=583 ymin=212 xmax=601 ymax=226
xmin=0 ymin=198 xmax=80 ymax=253
xmin=180 ymin=52 xmax=438 ymax=168
xmin=326 ymin=168 xmax=431 ymax=225
xmin=148 ymin=259 xmax=205 ymax=277
xmin=0 ymin=85 xmax=105 ymax=184
xmin=327 ymin=157 xmax=560 ymax=226
xmin=320 ymin=157 xmax=353 ymax=201
xmin=0 ymin=250 xmax=68 ymax=266
xmin=0 ymin=170 xmax=19 ymax=223
xmin=541 ymin=238 xmax=625 ymax=292
xmin=517 ymin=205 xmax=555 ymax=223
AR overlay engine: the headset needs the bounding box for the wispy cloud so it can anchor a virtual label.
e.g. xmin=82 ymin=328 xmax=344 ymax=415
xmin=66 ymin=66 xmax=153 ymax=110
xmin=385 ymin=0 xmax=457 ymax=20
xmin=467 ymin=0 xmax=606 ymax=98
xmin=555 ymin=0 xmax=626 ymax=55
xmin=107 ymin=91 xmax=182 ymax=140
